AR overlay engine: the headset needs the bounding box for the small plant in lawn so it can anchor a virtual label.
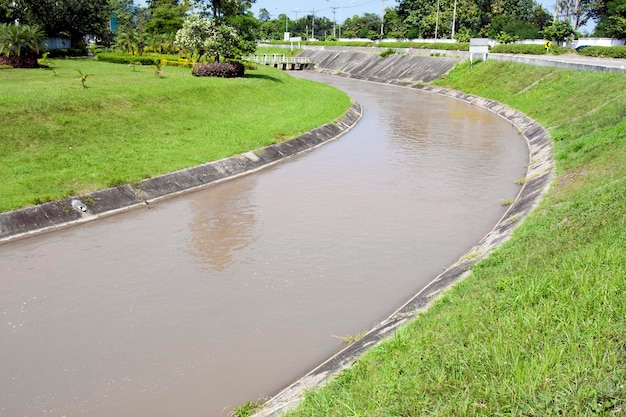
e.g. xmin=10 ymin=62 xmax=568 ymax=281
xmin=76 ymin=70 xmax=91 ymax=88
xmin=153 ymin=60 xmax=163 ymax=77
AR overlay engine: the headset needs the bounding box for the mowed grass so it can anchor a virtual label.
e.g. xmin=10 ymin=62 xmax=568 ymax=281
xmin=283 ymin=62 xmax=626 ymax=416
xmin=0 ymin=59 xmax=351 ymax=212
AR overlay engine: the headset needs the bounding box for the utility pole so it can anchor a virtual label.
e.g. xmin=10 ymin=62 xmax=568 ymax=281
xmin=381 ymin=0 xmax=385 ymax=36
xmin=451 ymin=0 xmax=457 ymax=38
xmin=434 ymin=0 xmax=440 ymax=40
xmin=312 ymin=8 xmax=315 ymax=39
xmin=331 ymin=6 xmax=338 ymax=37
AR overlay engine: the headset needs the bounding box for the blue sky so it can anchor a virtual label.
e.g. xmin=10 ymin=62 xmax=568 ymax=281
xmin=252 ymin=0 xmax=392 ymax=21
xmin=138 ymin=0 xmax=581 ymax=30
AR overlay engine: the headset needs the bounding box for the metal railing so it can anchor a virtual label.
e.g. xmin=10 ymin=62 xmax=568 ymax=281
xmin=243 ymin=54 xmax=312 ymax=65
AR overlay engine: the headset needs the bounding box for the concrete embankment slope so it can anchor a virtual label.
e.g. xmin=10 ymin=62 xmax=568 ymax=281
xmin=297 ymin=47 xmax=460 ymax=83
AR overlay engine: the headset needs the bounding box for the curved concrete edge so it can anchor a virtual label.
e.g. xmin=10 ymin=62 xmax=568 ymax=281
xmin=0 ymin=101 xmax=363 ymax=245
xmin=251 ymin=84 xmax=555 ymax=417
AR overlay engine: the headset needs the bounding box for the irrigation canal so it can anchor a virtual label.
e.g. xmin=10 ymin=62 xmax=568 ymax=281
xmin=0 ymin=72 xmax=529 ymax=417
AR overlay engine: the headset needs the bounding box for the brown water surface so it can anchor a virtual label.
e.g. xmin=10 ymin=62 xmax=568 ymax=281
xmin=0 ymin=74 xmax=528 ymax=417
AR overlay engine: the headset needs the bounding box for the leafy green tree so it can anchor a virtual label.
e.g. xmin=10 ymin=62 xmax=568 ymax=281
xmin=0 ymin=0 xmax=16 ymax=24
xmin=258 ymin=7 xmax=271 ymax=22
xmin=193 ymin=0 xmax=255 ymax=21
xmin=604 ymin=2 xmax=626 ymax=37
xmin=383 ymin=8 xmax=407 ymax=38
xmin=110 ymin=0 xmax=140 ymax=33
xmin=542 ymin=19 xmax=577 ymax=41
xmin=191 ymin=0 xmax=256 ymax=53
xmin=149 ymin=32 xmax=176 ymax=53
xmin=115 ymin=29 xmax=139 ymax=54
xmin=397 ymin=0 xmax=550 ymax=39
xmin=595 ymin=0 xmax=626 ymax=37
xmin=343 ymin=13 xmax=381 ymax=39
xmin=0 ymin=22 xmax=45 ymax=67
xmin=13 ymin=0 xmax=113 ymax=43
xmin=143 ymin=0 xmax=188 ymax=35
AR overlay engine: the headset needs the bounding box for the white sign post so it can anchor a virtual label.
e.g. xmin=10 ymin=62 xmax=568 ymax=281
xmin=290 ymin=37 xmax=302 ymax=51
xmin=469 ymin=38 xmax=489 ymax=69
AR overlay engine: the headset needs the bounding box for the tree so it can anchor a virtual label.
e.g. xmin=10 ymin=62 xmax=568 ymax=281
xmin=0 ymin=0 xmax=16 ymax=24
xmin=0 ymin=23 xmax=45 ymax=67
xmin=343 ymin=13 xmax=381 ymax=39
xmin=595 ymin=0 xmax=626 ymax=38
xmin=193 ymin=0 xmax=255 ymax=21
xmin=115 ymin=29 xmax=138 ymax=54
xmin=556 ymin=0 xmax=597 ymax=29
xmin=11 ymin=0 xmax=112 ymax=43
xmin=258 ymin=7 xmax=271 ymax=22
xmin=143 ymin=0 xmax=188 ymax=35
xmin=397 ymin=0 xmax=551 ymax=40
xmin=175 ymin=13 xmax=243 ymax=61
xmin=542 ymin=19 xmax=577 ymax=41
xmin=110 ymin=0 xmax=140 ymax=33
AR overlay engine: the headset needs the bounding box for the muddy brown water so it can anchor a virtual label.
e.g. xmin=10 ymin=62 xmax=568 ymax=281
xmin=0 ymin=73 xmax=528 ymax=417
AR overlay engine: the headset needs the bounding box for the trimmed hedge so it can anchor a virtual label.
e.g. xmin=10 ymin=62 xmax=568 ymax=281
xmin=191 ymin=61 xmax=245 ymax=77
xmin=490 ymin=43 xmax=573 ymax=55
xmin=577 ymin=45 xmax=626 ymax=59
xmin=96 ymin=53 xmax=159 ymax=65
xmin=45 ymin=48 xmax=88 ymax=58
xmin=161 ymin=58 xmax=195 ymax=68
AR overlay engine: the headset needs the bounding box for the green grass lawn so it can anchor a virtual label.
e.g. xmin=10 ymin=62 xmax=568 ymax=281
xmin=0 ymin=59 xmax=351 ymax=212
xmin=281 ymin=62 xmax=626 ymax=416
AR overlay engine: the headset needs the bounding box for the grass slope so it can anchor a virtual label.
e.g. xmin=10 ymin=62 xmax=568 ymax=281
xmin=284 ymin=61 xmax=626 ymax=416
xmin=0 ymin=59 xmax=350 ymax=212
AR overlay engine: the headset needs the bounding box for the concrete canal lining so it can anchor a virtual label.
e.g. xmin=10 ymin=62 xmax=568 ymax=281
xmin=251 ymin=53 xmax=554 ymax=416
xmin=0 ymin=103 xmax=362 ymax=244
xmin=297 ymin=47 xmax=460 ymax=83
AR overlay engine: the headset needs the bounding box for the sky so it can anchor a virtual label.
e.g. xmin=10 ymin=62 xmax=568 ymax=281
xmin=251 ymin=0 xmax=393 ymax=22
xmin=137 ymin=0 xmax=586 ymax=32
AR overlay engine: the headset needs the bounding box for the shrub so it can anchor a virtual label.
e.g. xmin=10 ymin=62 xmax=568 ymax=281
xmin=380 ymin=48 xmax=396 ymax=58
xmin=191 ymin=61 xmax=244 ymax=77
xmin=96 ymin=52 xmax=158 ymax=65
xmin=161 ymin=58 xmax=195 ymax=68
xmin=490 ymin=43 xmax=573 ymax=55
xmin=46 ymin=48 xmax=88 ymax=58
xmin=0 ymin=63 xmax=12 ymax=69
xmin=577 ymin=45 xmax=626 ymax=59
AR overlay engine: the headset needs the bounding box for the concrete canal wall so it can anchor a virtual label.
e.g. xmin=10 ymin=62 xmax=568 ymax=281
xmin=297 ymin=47 xmax=460 ymax=83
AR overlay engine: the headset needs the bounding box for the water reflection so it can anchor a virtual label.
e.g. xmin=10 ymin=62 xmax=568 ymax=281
xmin=188 ymin=181 xmax=258 ymax=272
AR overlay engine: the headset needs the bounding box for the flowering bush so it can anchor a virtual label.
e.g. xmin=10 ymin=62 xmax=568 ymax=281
xmin=175 ymin=14 xmax=242 ymax=62
xmin=191 ymin=61 xmax=245 ymax=78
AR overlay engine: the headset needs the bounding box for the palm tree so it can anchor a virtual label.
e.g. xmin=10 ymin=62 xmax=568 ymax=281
xmin=115 ymin=30 xmax=138 ymax=55
xmin=0 ymin=23 xmax=45 ymax=68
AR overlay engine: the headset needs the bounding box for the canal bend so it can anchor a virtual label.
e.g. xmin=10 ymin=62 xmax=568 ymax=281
xmin=0 ymin=73 xmax=529 ymax=417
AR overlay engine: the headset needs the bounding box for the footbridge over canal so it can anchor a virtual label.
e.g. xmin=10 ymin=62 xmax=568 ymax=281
xmin=244 ymin=54 xmax=312 ymax=70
